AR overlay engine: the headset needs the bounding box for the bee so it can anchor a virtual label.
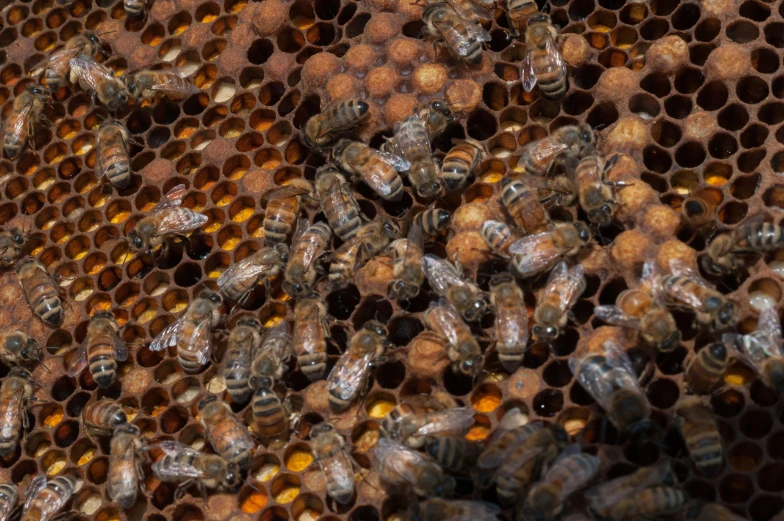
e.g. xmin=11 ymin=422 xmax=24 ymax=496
xmin=481 ymin=220 xmax=523 ymax=258
xmin=422 ymin=2 xmax=491 ymax=65
xmin=328 ymin=219 xmax=400 ymax=290
xmin=283 ymin=220 xmax=333 ymax=297
xmin=217 ymin=245 xmax=287 ymax=306
xmin=505 ymin=0 xmax=539 ymax=37
xmin=516 ymin=125 xmax=594 ymax=176
xmin=685 ymin=342 xmax=729 ymax=394
xmin=293 ymin=293 xmax=330 ymax=381
xmin=69 ymin=54 xmax=127 ymax=111
xmin=522 ymin=451 xmax=601 ymax=521
xmin=249 ymin=322 xmax=294 ymax=444
xmin=96 ymin=120 xmax=132 ymax=189
xmin=127 ymin=184 xmax=208 ymax=253
xmin=410 ymin=498 xmax=501 ymax=521
xmin=0 ymin=483 xmax=17 ymax=521
xmin=532 ymin=262 xmax=585 ymax=343
xmin=151 ymin=440 xmax=241 ymax=498
xmin=419 ymin=99 xmax=455 ymax=138
xmin=198 ymin=394 xmax=255 ymax=470
xmin=609 ymin=486 xmax=687 ymax=521
xmin=685 ymin=503 xmax=747 ymax=521
xmin=81 ymin=398 xmax=128 ymax=437
xmin=476 ymin=409 xmax=536 ymax=472
xmin=0 ymin=227 xmax=29 ymax=268
xmin=527 ymin=174 xmax=578 ymax=208
xmin=0 ymin=330 xmax=43 ymax=367
xmin=67 ymin=311 xmax=128 ymax=388
xmin=303 ymin=98 xmax=369 ymax=149
xmin=423 ymin=300 xmax=484 ymax=376
xmin=723 ymin=305 xmax=784 ymax=395
xmin=573 ymin=151 xmax=621 ymax=227
xmin=392 ymin=114 xmax=444 ymax=199
xmin=584 ymin=460 xmax=677 ymax=518
xmin=220 ymin=317 xmax=261 ymax=404
xmin=489 ymin=272 xmax=528 ymax=372
xmin=522 ymin=13 xmax=567 ymax=100
xmin=262 ymin=179 xmax=316 ymax=246
xmin=2 ymin=85 xmax=51 ymax=160
xmin=388 ymin=224 xmax=426 ymax=302
xmin=442 ymin=138 xmax=488 ymax=192
xmin=315 ymin=166 xmax=366 ymax=242
xmin=594 ymin=260 xmax=681 ymax=352
xmin=42 ymin=32 xmax=104 ymax=91
xmin=0 ymin=368 xmax=35 ymax=458
xmin=126 ymin=68 xmax=199 ymax=101
xmin=674 ymin=396 xmax=723 ymax=477
xmin=661 ymin=259 xmax=738 ymax=330
xmin=311 ymin=422 xmax=356 ymax=504
xmin=702 ymin=216 xmax=784 ymax=276
xmin=422 ymin=255 xmax=487 ymax=322
xmin=375 ymin=438 xmax=455 ymax=497
xmin=425 ymin=436 xmax=480 ymax=473
xmin=420 ymin=0 xmax=494 ymax=25
xmin=500 ymin=177 xmax=552 ymax=235
xmin=150 ymin=291 xmax=223 ymax=374
xmin=124 ymin=0 xmax=148 ymax=17
xmin=250 ymin=322 xmax=293 ymax=389
xmin=413 ymin=209 xmax=451 ymax=237
xmin=108 ymin=424 xmax=146 ymax=510
xmin=19 ymin=475 xmax=77 ymax=521
xmin=16 ymin=257 xmax=63 ymax=328
xmin=569 ymin=339 xmax=652 ymax=437
xmin=333 ymin=139 xmax=408 ymax=201
xmin=328 ymin=320 xmax=391 ymax=411
xmin=507 ymin=221 xmax=592 ymax=278
xmin=380 ymin=393 xmax=472 ymax=449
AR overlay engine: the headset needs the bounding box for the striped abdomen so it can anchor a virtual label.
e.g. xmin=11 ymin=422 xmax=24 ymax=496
xmin=88 ymin=334 xmax=118 ymax=388
xmin=21 ymin=476 xmax=76 ymax=521
xmin=319 ymin=99 xmax=368 ymax=140
xmin=328 ymin=243 xmax=360 ymax=290
xmin=263 ymin=198 xmax=298 ymax=245
xmin=324 ymin=193 xmax=361 ymax=241
xmin=543 ymin=453 xmax=600 ymax=496
xmin=83 ymin=399 xmax=127 ymax=432
xmin=2 ymin=112 xmax=30 ymax=160
xmin=154 ymin=452 xmax=199 ymax=482
xmin=252 ymin=386 xmax=289 ymax=442
xmin=442 ymin=142 xmax=480 ymax=191
xmin=678 ymin=406 xmax=723 ymax=477
xmin=99 ymin=136 xmax=130 ymax=189
xmin=413 ymin=209 xmax=450 ymax=237
xmin=612 ymin=487 xmax=686 ymax=521
xmin=529 ymin=46 xmax=567 ymax=99
xmin=294 ymin=323 xmax=328 ymax=382
xmin=685 ymin=343 xmax=728 ymax=394
xmin=0 ymin=483 xmax=17 ymax=520
xmin=360 ymin=156 xmax=404 ymax=201
xmin=18 ymin=263 xmax=62 ymax=327
xmin=223 ymin=346 xmax=252 ymax=403
xmin=177 ymin=320 xmax=209 ymax=373
xmin=425 ymin=437 xmax=478 ymax=473
xmin=124 ymin=0 xmax=146 ymax=16
xmin=661 ymin=276 xmax=707 ymax=312
xmin=500 ymin=177 xmax=549 ymax=234
xmin=737 ymin=222 xmax=784 ymax=252
xmin=0 ymin=398 xmax=21 ymax=457
xmin=208 ymin=418 xmax=253 ymax=469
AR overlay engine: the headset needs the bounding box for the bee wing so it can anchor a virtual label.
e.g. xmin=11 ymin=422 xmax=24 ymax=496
xmin=96 ymin=128 xmax=128 ymax=179
xmin=403 ymin=224 xmax=425 ymax=265
xmin=731 ymin=306 xmax=784 ymax=367
xmin=496 ymin=444 xmax=547 ymax=477
xmin=107 ymin=442 xmax=138 ymax=503
xmin=593 ymin=305 xmax=643 ymax=331
xmin=22 ymin=475 xmax=47 ymax=514
xmin=522 ymin=48 xmax=538 ymax=92
xmin=156 ymin=209 xmax=208 ymax=236
xmin=422 ymin=255 xmax=464 ymax=296
xmin=220 ymin=333 xmax=253 ymax=382
xmin=7 ymin=103 xmax=34 ymax=141
xmin=464 ymin=20 xmax=492 ymax=43
xmin=0 ymin=387 xmax=26 ymax=442
xmin=516 ymin=137 xmax=570 ymax=173
xmin=69 ymin=55 xmax=116 ymax=94
xmin=640 ymin=260 xmax=665 ymax=300
xmin=543 ymin=262 xmax=586 ymax=313
xmin=291 ymin=217 xmax=309 ymax=248
xmin=375 ymin=438 xmax=432 ymax=485
xmin=43 ymin=45 xmax=82 ymax=75
xmin=374 ymin=149 xmax=411 ymax=172
xmin=411 ymin=406 xmax=475 ymax=437
xmin=327 ymin=349 xmax=375 ymax=401
xmin=507 ymin=233 xmax=560 ymax=276
xmin=321 ymin=175 xmax=347 ymax=212
xmin=327 ymin=226 xmax=376 ymax=262
xmin=264 ymin=186 xmax=311 ymax=201
xmin=110 ymin=329 xmax=129 ymax=362
xmin=570 ymin=339 xmax=642 ymax=413
xmin=149 ymin=316 xmax=185 ymax=352
xmin=152 ymin=184 xmax=187 ymax=213
xmin=546 ymin=30 xmax=567 ymax=82
xmin=66 ymin=337 xmax=89 ymax=377
xmin=445 ymin=0 xmax=493 ymax=20
xmin=667 ymin=258 xmax=708 ymax=284
xmin=153 ymin=441 xmax=209 ymax=479
xmin=584 ymin=460 xmax=674 ymax=513
xmin=147 ymin=71 xmax=198 ymax=95
xmin=190 ymin=318 xmax=214 ymax=366
xmin=217 ymin=254 xmax=269 ymax=294
xmin=757 ymin=305 xmax=783 ymax=346
xmin=441 ymin=501 xmax=502 ymax=521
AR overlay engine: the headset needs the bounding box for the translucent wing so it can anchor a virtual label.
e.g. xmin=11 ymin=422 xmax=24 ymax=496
xmin=640 ymin=260 xmax=665 ymax=300
xmin=156 ymin=208 xmax=208 ymax=235
xmin=516 ymin=137 xmax=569 ymax=173
xmin=593 ymin=305 xmax=643 ymax=331
xmin=507 ymin=233 xmax=561 ymax=276
xmin=427 ymin=301 xmax=465 ymax=347
xmin=411 ymin=407 xmax=474 ymax=437
xmin=375 ymin=438 xmax=434 ymax=486
xmin=264 ymin=186 xmax=311 ymax=201
xmin=110 ymin=328 xmax=129 ymax=362
xmin=0 ymin=388 xmax=25 ymax=443
xmin=731 ymin=306 xmax=784 ymax=368
xmin=147 ymin=71 xmax=199 ymax=95
xmin=69 ymin=55 xmax=116 ymax=94
xmin=756 ymin=304 xmax=782 ymax=344
xmin=0 ymin=482 xmax=17 ymax=521
xmin=43 ymin=45 xmax=83 ymax=77
xmin=220 ymin=331 xmax=253 ymax=383
xmin=6 ymin=104 xmax=34 ymax=142
xmin=152 ymin=441 xmax=209 ymax=479
xmin=570 ymin=339 xmax=642 ymax=413
xmin=321 ymin=176 xmax=349 ymax=216
xmin=496 ymin=444 xmax=547 ymax=477
xmin=260 ymin=321 xmax=293 ymax=362
xmin=188 ymin=318 xmax=214 ymax=365
xmin=217 ymin=253 xmax=269 ymax=294
xmin=522 ymin=49 xmax=538 ymax=92
xmin=403 ymin=224 xmax=425 ymax=266
xmin=668 ymin=258 xmax=707 ymax=284
xmin=22 ymin=475 xmax=47 ymax=514
xmin=584 ymin=460 xmax=674 ymax=516
xmin=66 ymin=338 xmax=89 ymax=377
xmin=107 ymin=442 xmax=138 ymax=505
xmin=374 ymin=149 xmax=411 ymax=172
xmin=544 ymin=30 xmax=567 ymax=85
xmin=465 ymin=20 xmax=492 ymax=42
xmin=543 ymin=262 xmax=585 ymax=314
xmin=445 ymin=0 xmax=493 ymax=20
xmin=327 ymin=349 xmax=374 ymax=401
xmin=479 ymin=423 xmax=542 ymax=469
xmin=96 ymin=128 xmax=128 ymax=179
xmin=422 ymin=255 xmax=464 ymax=297
xmin=152 ymin=184 xmax=187 ymax=213
xmin=149 ymin=316 xmax=185 ymax=352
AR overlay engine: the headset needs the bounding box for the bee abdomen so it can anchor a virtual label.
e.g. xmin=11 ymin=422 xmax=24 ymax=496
xmin=252 ymin=387 xmax=289 ymax=440
xmin=88 ymin=340 xmax=118 ymax=388
xmin=531 ymin=50 xmax=567 ymax=99
xmin=102 ymin=148 xmax=131 ymax=188
xmin=298 ymin=352 xmax=328 ymax=381
xmin=178 ymin=344 xmax=206 ymax=374
xmin=442 ymin=145 xmax=476 ymax=190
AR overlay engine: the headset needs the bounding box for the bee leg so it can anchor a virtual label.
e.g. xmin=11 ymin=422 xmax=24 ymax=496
xmin=174 ymin=480 xmax=193 ymax=501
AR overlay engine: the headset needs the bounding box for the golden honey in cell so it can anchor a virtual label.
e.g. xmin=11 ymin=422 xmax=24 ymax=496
xmin=702 ymin=215 xmax=784 ymax=276
xmin=198 ymin=394 xmax=255 ymax=470
xmin=674 ymin=396 xmax=723 ymax=477
xmin=328 ymin=219 xmax=400 ymax=290
xmin=69 ymin=55 xmax=127 ymax=111
xmin=16 ymin=257 xmax=63 ymax=328
xmin=0 ymin=330 xmax=42 ymax=367
xmin=0 ymin=482 xmax=17 ymax=521
xmin=608 ymin=486 xmax=686 ymax=521
xmin=81 ymin=398 xmax=128 ymax=437
xmin=573 ymin=151 xmax=620 ymax=227
xmin=516 ymin=125 xmax=593 ymax=176
xmin=499 ymin=177 xmax=552 ymax=235
xmin=422 ymin=2 xmax=491 ymax=65
xmin=126 ymin=69 xmax=199 ymax=101
xmin=262 ymin=179 xmax=315 ymax=246
xmin=315 ymin=166 xmax=366 ymax=242
xmin=20 ymin=475 xmax=77 ymax=521
xmin=67 ymin=311 xmax=128 ymax=388
xmin=423 ymin=301 xmax=484 ymax=376
xmin=217 ymin=245 xmax=287 ymax=306
xmin=151 ymin=440 xmax=241 ymax=498
xmin=422 ymin=255 xmax=487 ymax=322
xmin=584 ymin=460 xmax=677 ymax=518
xmin=293 ymin=293 xmax=330 ymax=381
xmin=532 ymin=261 xmax=585 ymax=343
xmin=489 ymin=272 xmax=528 ymax=372
xmin=425 ymin=436 xmax=480 ymax=473
xmin=684 ymin=342 xmax=729 ymax=394
xmin=96 ymin=120 xmax=132 ymax=189
xmin=2 ymin=85 xmax=51 ymax=160
xmin=303 ymin=98 xmax=369 ymax=149
xmin=522 ymin=451 xmax=600 ymax=521
xmin=127 ymin=184 xmax=208 ymax=253
xmin=0 ymin=368 xmax=34 ymax=458
xmin=442 ymin=138 xmax=488 ymax=192
xmin=108 ymin=424 xmax=146 ymax=510
xmin=311 ymin=422 xmax=356 ymax=505
xmin=391 ymin=114 xmax=444 ymax=199
xmin=411 ymin=498 xmax=501 ymax=521
xmin=333 ymin=139 xmax=406 ymax=201
xmin=522 ymin=14 xmax=567 ymax=100
xmin=388 ymin=224 xmax=426 ymax=303
xmin=283 ymin=221 xmax=332 ymax=298
xmin=507 ymin=221 xmax=591 ymax=278
xmin=221 ymin=317 xmax=262 ymax=404
xmin=375 ymin=437 xmax=455 ymax=497
xmin=661 ymin=259 xmax=738 ymax=330
xmin=413 ymin=209 xmax=451 ymax=237
xmin=41 ymin=32 xmax=104 ymax=91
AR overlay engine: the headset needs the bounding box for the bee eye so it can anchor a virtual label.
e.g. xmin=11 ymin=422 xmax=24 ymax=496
xmin=582 ymin=131 xmax=592 ymax=142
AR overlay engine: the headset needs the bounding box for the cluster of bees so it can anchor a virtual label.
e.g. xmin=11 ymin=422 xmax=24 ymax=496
xmin=0 ymin=0 xmax=782 ymax=520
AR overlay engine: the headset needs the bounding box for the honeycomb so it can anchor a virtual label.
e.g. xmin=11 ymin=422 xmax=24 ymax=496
xmin=1 ymin=0 xmax=783 ymax=519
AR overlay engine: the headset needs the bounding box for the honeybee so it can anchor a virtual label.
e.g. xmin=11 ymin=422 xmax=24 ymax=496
xmin=609 ymin=486 xmax=687 ymax=521
xmin=333 ymin=139 xmax=407 ymax=201
xmin=425 ymin=436 xmax=480 ymax=473
xmin=303 ymin=98 xmax=369 ymax=149
xmin=96 ymin=120 xmax=132 ymax=189
xmin=422 ymin=2 xmax=491 ymax=65
xmin=67 ymin=311 xmax=128 ymax=388
xmin=69 ymin=54 xmax=127 ymax=111
xmin=2 ymin=85 xmax=51 ymax=160
xmin=262 ymin=179 xmax=316 ymax=246
xmin=283 ymin=220 xmax=333 ymax=297
xmin=413 ymin=209 xmax=451 ymax=237
xmin=594 ymin=260 xmax=681 ymax=352
xmin=316 ymin=166 xmax=366 ymax=242
xmin=584 ymin=460 xmax=677 ymax=518
xmin=126 ymin=68 xmax=199 ymax=101
xmin=507 ymin=221 xmax=592 ymax=278
xmin=380 ymin=394 xmax=472 ymax=449
xmin=423 ymin=300 xmax=484 ymax=376
xmin=702 ymin=216 xmax=784 ymax=275
xmin=532 ymin=262 xmax=585 ymax=343
xmin=151 ymin=440 xmax=241 ymax=498
xmin=16 ymin=257 xmax=63 ymax=328
xmin=387 ymin=224 xmax=426 ymax=302
xmin=422 ymin=255 xmax=487 ymax=322
xmin=516 ymin=125 xmax=594 ymax=176
xmin=0 ymin=227 xmax=30 ymax=268
xmin=42 ymin=32 xmax=104 ymax=91
xmin=573 ymin=151 xmax=620 ymax=227
xmin=442 ymin=138 xmax=488 ymax=192
xmin=477 ymin=409 xmax=537 ymax=472
xmin=527 ymin=174 xmax=578 ymax=208
xmin=0 ymin=368 xmax=35 ymax=458
xmin=481 ymin=220 xmax=523 ymax=258
xmin=522 ymin=13 xmax=567 ymax=100
xmin=249 ymin=323 xmax=294 ymax=443
xmin=81 ymin=398 xmax=128 ymax=437
xmin=328 ymin=219 xmax=400 ymax=290
xmin=410 ymin=498 xmax=501 ymax=521
xmin=375 ymin=438 xmax=455 ymax=497
xmin=250 ymin=322 xmax=293 ymax=389
xmin=505 ymin=0 xmax=539 ymax=37
xmin=0 ymin=330 xmax=43 ymax=367
xmin=685 ymin=503 xmax=747 ymax=521
xmin=419 ymin=99 xmax=455 ymax=138
xmin=328 ymin=320 xmax=391 ymax=411
xmin=124 ymin=0 xmax=148 ymax=17
xmin=19 ymin=475 xmax=77 ymax=521
xmin=220 ymin=317 xmax=261 ymax=404
xmin=392 ymin=114 xmax=444 ymax=199
xmin=569 ymin=339 xmax=652 ymax=437
xmin=500 ymin=177 xmax=552 ymax=235
xmin=522 ymin=451 xmax=601 ymax=521
xmin=723 ymin=305 xmax=784 ymax=395
xmin=0 ymin=483 xmax=17 ymax=521
xmin=420 ymin=0 xmax=494 ymax=24
xmin=198 ymin=394 xmax=255 ymax=470
xmin=127 ymin=184 xmax=208 ymax=253
xmin=661 ymin=259 xmax=738 ymax=330
xmin=293 ymin=293 xmax=330 ymax=381
xmin=489 ymin=272 xmax=528 ymax=372
xmin=311 ymin=422 xmax=356 ymax=504
xmin=150 ymin=291 xmax=223 ymax=374
xmin=685 ymin=342 xmax=729 ymax=394
xmin=108 ymin=424 xmax=146 ymax=510
xmin=674 ymin=396 xmax=723 ymax=477
xmin=217 ymin=245 xmax=287 ymax=306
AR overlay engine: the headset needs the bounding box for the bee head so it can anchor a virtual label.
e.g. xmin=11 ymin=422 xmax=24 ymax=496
xmin=588 ymin=204 xmax=614 ymax=227
xmin=434 ymin=209 xmax=451 ymax=230
xmin=418 ymin=179 xmax=444 ymax=199
xmin=27 ymin=84 xmax=51 ymax=101
xmin=707 ymin=342 xmax=728 ymax=362
xmin=460 ymin=354 xmax=483 ymax=376
xmin=311 ymin=422 xmax=334 ymax=437
xmin=363 ymin=320 xmax=387 ymax=337
xmin=381 ymin=219 xmax=400 ymax=238
xmin=283 ymin=281 xmax=306 ymax=298
xmin=224 ymin=462 xmax=241 ymax=488
xmin=85 ymin=32 xmax=101 ymax=47
xmin=388 ymin=280 xmax=419 ymax=301
xmin=250 ymin=374 xmax=274 ymax=390
xmin=197 ymin=394 xmax=219 ymax=411
xmin=658 ymin=329 xmax=681 ymax=352
xmin=11 ymin=227 xmax=25 ymax=245
xmin=574 ymin=221 xmax=592 ymax=244
xmin=115 ymin=424 xmax=141 ymax=436
xmin=489 ymin=271 xmax=514 ymax=288
xmin=705 ymin=295 xmax=722 ymax=312
xmin=127 ymin=230 xmax=144 ymax=250
xmin=717 ymin=302 xmax=737 ymax=328
xmin=200 ymin=291 xmax=223 ymax=304
xmin=430 ymin=100 xmax=453 ymax=122
xmin=532 ymin=324 xmax=558 ymax=342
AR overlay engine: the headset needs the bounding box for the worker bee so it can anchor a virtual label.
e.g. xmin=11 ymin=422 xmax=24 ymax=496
xmin=16 ymin=257 xmax=64 ymax=328
xmin=151 ymin=440 xmax=241 ymax=498
xmin=594 ymin=260 xmax=681 ymax=352
xmin=0 ymin=330 xmax=43 ymax=367
xmin=569 ymin=339 xmax=652 ymax=436
xmin=124 ymin=0 xmax=148 ymax=17
xmin=423 ymin=300 xmax=484 ymax=376
xmin=2 ymin=85 xmax=51 ymax=160
xmin=293 ymin=293 xmax=330 ymax=381
xmin=421 ymin=0 xmax=494 ymax=24
xmin=283 ymin=220 xmax=333 ymax=298
xmin=685 ymin=342 xmax=729 ymax=394
xmin=380 ymin=393 xmax=472 ymax=449
xmin=387 ymin=224 xmax=426 ymax=303
xmin=0 ymin=368 xmax=36 ymax=458
xmin=413 ymin=209 xmax=451 ymax=237
xmin=220 ymin=317 xmax=261 ymax=404
xmin=197 ymin=394 xmax=255 ymax=470
xmin=303 ymin=98 xmax=369 ymax=149
xmin=532 ymin=262 xmax=586 ymax=343
xmin=516 ymin=125 xmax=594 ymax=176
xmin=262 ymin=179 xmax=316 ymax=246
xmin=315 ymin=166 xmax=366 ymax=242
xmin=422 ymin=255 xmax=487 ymax=322
xmin=522 ymin=13 xmax=567 ymax=100
xmin=442 ymin=138 xmax=488 ymax=192
xmin=674 ymin=396 xmax=723 ymax=477
xmin=150 ymin=291 xmax=223 ymax=374
xmin=500 ymin=177 xmax=552 ymax=235
xmin=67 ymin=311 xmax=128 ymax=388
xmin=391 ymin=114 xmax=444 ymax=199
xmin=126 ymin=68 xmax=199 ymax=101
xmin=333 ymin=139 xmax=407 ymax=201
xmin=481 ymin=220 xmax=523 ymax=258
xmin=410 ymin=498 xmax=501 ymax=521
xmin=0 ymin=482 xmax=17 ymax=521
xmin=476 ymin=409 xmax=536 ymax=472
xmin=249 ymin=322 xmax=294 ymax=443
xmin=661 ymin=259 xmax=738 ymax=330
xmin=328 ymin=219 xmax=400 ymax=290
xmin=505 ymin=0 xmax=539 ymax=37
xmin=96 ymin=120 xmax=132 ymax=189
xmin=685 ymin=503 xmax=747 ymax=521
xmin=425 ymin=436 xmax=481 ymax=473
xmin=522 ymin=451 xmax=601 ymax=521
xmin=507 ymin=221 xmax=592 ymax=278
xmin=311 ymin=422 xmax=356 ymax=504
xmin=488 ymin=272 xmax=528 ymax=372
xmin=375 ymin=438 xmax=455 ymax=497
xmin=608 ymin=486 xmax=687 ymax=521
xmin=217 ymin=245 xmax=287 ymax=306
xmin=19 ymin=475 xmax=77 ymax=521
xmin=584 ymin=460 xmax=677 ymax=518
xmin=419 ymin=99 xmax=455 ymax=138
xmin=723 ymin=305 xmax=784 ymax=395
xmin=127 ymin=184 xmax=208 ymax=254
xmin=250 ymin=322 xmax=293 ymax=389
xmin=0 ymin=227 xmax=30 ymax=269
xmin=69 ymin=54 xmax=127 ymax=111
xmin=422 ymin=2 xmax=491 ymax=65
xmin=81 ymin=398 xmax=128 ymax=437
xmin=573 ymin=151 xmax=620 ymax=227
xmin=108 ymin=424 xmax=146 ymax=510
xmin=328 ymin=320 xmax=391 ymax=411
xmin=41 ymin=32 xmax=104 ymax=91
xmin=702 ymin=215 xmax=784 ymax=276
xmin=527 ymin=174 xmax=578 ymax=208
